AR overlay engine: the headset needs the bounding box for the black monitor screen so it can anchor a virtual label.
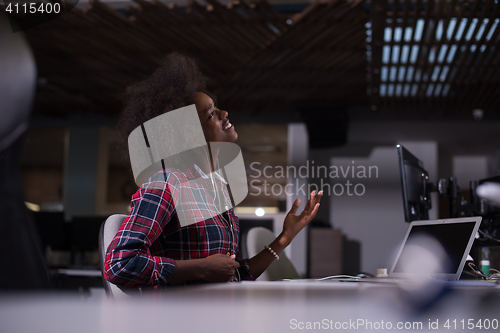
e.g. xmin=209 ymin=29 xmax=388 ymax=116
xmin=393 ymin=222 xmax=476 ymax=274
xmin=397 ymin=145 xmax=431 ymax=222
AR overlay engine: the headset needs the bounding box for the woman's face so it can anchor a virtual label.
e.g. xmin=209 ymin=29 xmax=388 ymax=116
xmin=194 ymin=92 xmax=238 ymax=143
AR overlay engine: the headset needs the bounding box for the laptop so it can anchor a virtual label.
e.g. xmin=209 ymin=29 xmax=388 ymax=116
xmin=340 ymin=217 xmax=482 ymax=283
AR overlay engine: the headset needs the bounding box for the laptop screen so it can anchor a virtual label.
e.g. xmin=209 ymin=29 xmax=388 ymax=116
xmin=390 ymin=217 xmax=482 ymax=280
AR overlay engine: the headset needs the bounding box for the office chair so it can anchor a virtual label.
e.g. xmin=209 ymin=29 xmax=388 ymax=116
xmin=0 ymin=11 xmax=49 ymax=289
xmin=98 ymin=214 xmax=135 ymax=298
xmin=245 ymin=227 xmax=299 ymax=281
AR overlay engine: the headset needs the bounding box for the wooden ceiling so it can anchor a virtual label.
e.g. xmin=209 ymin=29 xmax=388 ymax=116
xmin=10 ymin=0 xmax=500 ymax=120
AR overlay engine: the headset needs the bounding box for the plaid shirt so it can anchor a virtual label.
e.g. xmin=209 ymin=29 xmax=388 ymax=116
xmin=104 ymin=165 xmax=254 ymax=288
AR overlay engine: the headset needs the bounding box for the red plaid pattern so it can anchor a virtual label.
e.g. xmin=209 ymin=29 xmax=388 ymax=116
xmin=104 ymin=165 xmax=254 ymax=288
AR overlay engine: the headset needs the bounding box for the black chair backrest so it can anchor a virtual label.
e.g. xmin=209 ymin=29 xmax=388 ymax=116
xmin=0 ymin=11 xmax=49 ymax=289
xmin=0 ymin=11 xmax=36 ymax=151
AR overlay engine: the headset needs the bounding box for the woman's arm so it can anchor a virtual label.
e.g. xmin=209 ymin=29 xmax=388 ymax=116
xmin=169 ymin=254 xmax=240 ymax=283
xmin=104 ymin=175 xmax=240 ymax=287
xmin=247 ymin=190 xmax=322 ymax=279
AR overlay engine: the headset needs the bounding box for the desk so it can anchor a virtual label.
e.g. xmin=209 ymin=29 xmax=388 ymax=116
xmin=1 ymin=280 xmax=499 ymax=333
xmin=56 ymin=269 xmax=102 ymax=277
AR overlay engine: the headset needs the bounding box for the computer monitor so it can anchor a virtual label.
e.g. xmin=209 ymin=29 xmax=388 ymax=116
xmin=397 ymin=145 xmax=432 ymax=222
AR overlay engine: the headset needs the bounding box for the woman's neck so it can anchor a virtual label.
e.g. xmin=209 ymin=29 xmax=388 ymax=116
xmin=195 ymin=144 xmax=219 ymax=175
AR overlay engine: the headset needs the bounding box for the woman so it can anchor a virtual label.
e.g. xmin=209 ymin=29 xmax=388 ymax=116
xmin=104 ymin=53 xmax=321 ymax=288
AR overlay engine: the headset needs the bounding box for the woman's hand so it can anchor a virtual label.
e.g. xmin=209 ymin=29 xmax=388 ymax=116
xmin=247 ymin=191 xmax=321 ymax=279
xmin=281 ymin=190 xmax=322 ymax=246
xmin=199 ymin=254 xmax=240 ymax=283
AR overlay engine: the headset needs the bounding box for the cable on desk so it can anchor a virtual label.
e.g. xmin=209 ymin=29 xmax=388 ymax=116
xmin=477 ymin=229 xmax=500 ymax=243
xmin=282 ymin=275 xmax=361 ymax=282
xmin=466 ymin=262 xmax=500 ymax=281
xmin=316 ymin=275 xmax=362 ymax=281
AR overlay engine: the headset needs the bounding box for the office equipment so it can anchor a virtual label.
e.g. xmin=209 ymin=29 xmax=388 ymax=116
xmin=459 ymin=176 xmax=500 ymax=217
xmin=461 ymin=177 xmax=500 ymax=244
xmin=397 ymin=145 xmax=500 ymax=269
xmin=463 ymin=178 xmax=500 ymax=272
xmin=335 ymin=217 xmax=482 ymax=284
xmin=390 ymin=217 xmax=482 ymax=280
xmin=397 ymin=145 xmax=432 ymax=222
xmin=397 ymin=144 xmax=460 ymax=222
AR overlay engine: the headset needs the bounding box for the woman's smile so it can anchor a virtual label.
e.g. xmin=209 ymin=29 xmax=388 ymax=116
xmin=223 ymin=120 xmax=233 ymax=130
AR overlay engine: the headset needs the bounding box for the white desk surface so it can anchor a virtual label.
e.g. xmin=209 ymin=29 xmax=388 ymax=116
xmin=56 ymin=268 xmax=102 ymax=277
xmin=1 ymin=280 xmax=499 ymax=333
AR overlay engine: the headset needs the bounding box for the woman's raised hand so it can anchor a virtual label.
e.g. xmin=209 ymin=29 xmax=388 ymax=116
xmin=281 ymin=190 xmax=322 ymax=246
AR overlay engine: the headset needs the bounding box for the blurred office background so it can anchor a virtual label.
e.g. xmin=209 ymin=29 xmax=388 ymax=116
xmin=3 ymin=0 xmax=500 ymax=289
